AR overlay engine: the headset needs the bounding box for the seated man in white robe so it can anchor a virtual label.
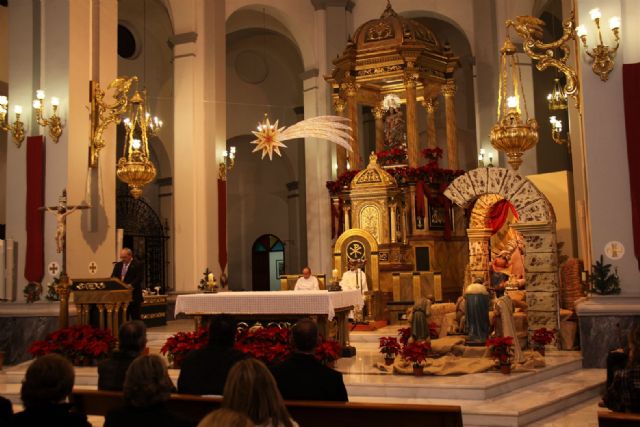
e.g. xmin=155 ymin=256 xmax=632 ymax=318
xmin=340 ymin=262 xmax=368 ymax=320
xmin=294 ymin=267 xmax=320 ymax=291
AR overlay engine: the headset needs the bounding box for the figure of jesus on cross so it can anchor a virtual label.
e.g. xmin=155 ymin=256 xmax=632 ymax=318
xmin=40 ymin=190 xmax=90 ymax=255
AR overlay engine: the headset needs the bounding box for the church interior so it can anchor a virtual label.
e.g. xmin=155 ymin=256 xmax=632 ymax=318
xmin=0 ymin=0 xmax=639 ymax=425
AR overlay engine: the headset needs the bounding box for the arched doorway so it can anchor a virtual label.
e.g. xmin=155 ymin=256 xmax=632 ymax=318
xmin=252 ymin=234 xmax=284 ymax=291
xmin=116 ymin=192 xmax=168 ymax=293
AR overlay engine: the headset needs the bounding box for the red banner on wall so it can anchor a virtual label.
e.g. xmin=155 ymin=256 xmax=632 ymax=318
xmin=218 ymin=179 xmax=228 ymax=272
xmin=623 ymin=63 xmax=640 ymax=268
xmin=25 ymin=136 xmax=45 ymax=283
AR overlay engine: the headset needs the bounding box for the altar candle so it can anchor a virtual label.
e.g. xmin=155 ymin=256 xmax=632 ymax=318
xmin=208 ymin=273 xmax=214 ymax=283
xmin=332 ymin=269 xmax=339 ymax=280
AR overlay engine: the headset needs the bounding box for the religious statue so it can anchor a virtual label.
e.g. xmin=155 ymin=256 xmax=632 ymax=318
xmin=408 ymin=297 xmax=431 ymax=342
xmin=493 ymin=286 xmax=525 ymax=364
xmin=464 ymin=278 xmax=491 ymax=345
xmin=40 ymin=190 xmax=89 ymax=254
xmin=455 ymin=295 xmax=467 ymax=334
xmin=383 ymin=107 xmax=407 ymax=150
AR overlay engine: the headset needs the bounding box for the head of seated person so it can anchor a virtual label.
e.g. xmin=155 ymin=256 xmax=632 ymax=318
xmin=124 ymin=355 xmax=174 ymax=408
xmin=119 ymin=320 xmax=147 ymax=356
xmin=208 ymin=314 xmax=237 ymax=349
xmin=20 ymin=353 xmax=75 ymax=409
xmin=197 ymin=408 xmax=255 ymax=427
xmin=291 ymin=318 xmax=319 ymax=354
xmin=223 ymin=358 xmax=294 ymax=427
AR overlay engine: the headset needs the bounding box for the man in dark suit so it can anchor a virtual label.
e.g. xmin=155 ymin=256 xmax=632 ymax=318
xmin=112 ymin=248 xmax=144 ymax=320
xmin=177 ymin=315 xmax=246 ymax=395
xmin=272 ymin=318 xmax=348 ymax=401
xmin=98 ymin=320 xmax=147 ymax=391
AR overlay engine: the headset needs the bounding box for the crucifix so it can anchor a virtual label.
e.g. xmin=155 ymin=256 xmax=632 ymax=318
xmin=39 ymin=189 xmax=90 ymax=327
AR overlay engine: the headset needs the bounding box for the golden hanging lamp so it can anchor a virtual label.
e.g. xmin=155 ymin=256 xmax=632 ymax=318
xmin=490 ymin=36 xmax=538 ymax=171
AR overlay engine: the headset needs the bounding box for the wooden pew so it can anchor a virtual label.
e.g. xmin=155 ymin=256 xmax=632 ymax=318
xmin=70 ymin=389 xmax=463 ymax=427
xmin=598 ymin=410 xmax=640 ymax=427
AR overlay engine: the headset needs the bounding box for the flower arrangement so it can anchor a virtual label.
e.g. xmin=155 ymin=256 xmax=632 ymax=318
xmin=379 ymin=336 xmax=401 ymax=358
xmin=160 ymin=327 xmax=208 ymax=368
xmin=398 ymin=327 xmax=412 ymax=346
xmin=326 ymin=169 xmax=360 ymax=195
xmin=376 ymin=147 xmax=407 ymax=166
xmin=23 ymin=282 xmax=42 ymax=303
xmin=531 ymin=328 xmax=555 ymax=354
xmin=401 ymin=341 xmax=431 ymax=368
xmin=315 ymin=339 xmax=342 ymax=367
xmin=29 ymin=325 xmax=116 ymax=365
xmin=235 ymin=325 xmax=292 ymax=366
xmin=486 ymin=336 xmax=514 ymax=366
xmin=45 ymin=276 xmax=61 ymax=302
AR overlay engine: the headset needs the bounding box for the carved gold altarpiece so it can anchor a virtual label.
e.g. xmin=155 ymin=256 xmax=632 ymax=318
xmin=71 ymin=278 xmax=132 ymax=337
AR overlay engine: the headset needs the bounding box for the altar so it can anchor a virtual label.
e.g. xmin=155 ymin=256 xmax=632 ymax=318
xmin=175 ymin=290 xmax=364 ymax=351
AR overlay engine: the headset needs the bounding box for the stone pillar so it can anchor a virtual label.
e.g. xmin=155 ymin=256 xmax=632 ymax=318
xmin=466 ymin=228 xmax=493 ymax=283
xmin=405 ymin=73 xmax=419 ymax=167
xmin=422 ymin=97 xmax=438 ymax=149
xmin=344 ymin=81 xmax=360 ymax=169
xmin=442 ymin=81 xmax=458 ymax=170
xmin=333 ymin=95 xmax=347 ymax=176
xmin=343 ymin=205 xmax=351 ymax=230
xmin=372 ymin=103 xmax=385 ymax=153
xmin=511 ymin=222 xmax=560 ymax=337
xmin=389 ymin=203 xmax=397 ymax=243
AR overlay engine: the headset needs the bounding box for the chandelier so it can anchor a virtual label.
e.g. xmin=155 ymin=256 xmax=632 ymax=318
xmin=547 ymin=78 xmax=568 ymax=111
xmin=490 ymin=36 xmax=538 ymax=171
xmin=116 ymin=89 xmax=158 ymax=199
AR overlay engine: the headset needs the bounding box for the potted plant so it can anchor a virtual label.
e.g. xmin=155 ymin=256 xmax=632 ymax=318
xmin=486 ymin=336 xmax=514 ymax=374
xmin=379 ymin=336 xmax=401 ymax=365
xmin=235 ymin=325 xmax=292 ymax=366
xmin=29 ymin=325 xmax=116 ymax=366
xmin=531 ymin=328 xmax=555 ymax=356
xmin=589 ymin=255 xmax=621 ymax=295
xmin=160 ymin=327 xmax=208 ymax=368
xmin=398 ymin=327 xmax=412 ymax=346
xmin=401 ymin=341 xmax=431 ymax=376
xmin=315 ymin=339 xmax=342 ymax=369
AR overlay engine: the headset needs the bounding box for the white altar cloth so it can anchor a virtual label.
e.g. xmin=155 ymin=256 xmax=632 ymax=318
xmin=174 ymin=290 xmax=364 ymax=321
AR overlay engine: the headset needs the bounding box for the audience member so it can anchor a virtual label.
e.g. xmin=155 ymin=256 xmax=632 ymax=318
xmin=294 ymin=267 xmax=319 ymax=291
xmin=223 ymin=359 xmax=298 ymax=427
xmin=197 ymin=408 xmax=255 ymax=427
xmin=604 ymin=325 xmax=640 ymax=413
xmin=0 ymin=395 xmax=14 ymax=426
xmin=104 ymin=355 xmax=193 ymax=427
xmin=98 ymin=320 xmax=147 ymax=391
xmin=272 ymin=318 xmax=348 ymax=402
xmin=178 ymin=315 xmax=246 ymax=395
xmin=12 ymin=354 xmax=91 ymax=427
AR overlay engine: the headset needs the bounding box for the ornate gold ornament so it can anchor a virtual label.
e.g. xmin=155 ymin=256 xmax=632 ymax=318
xmin=576 ymin=9 xmax=620 ymax=81
xmin=250 ymin=114 xmax=352 ymax=160
xmin=218 ymin=146 xmax=236 ymax=181
xmin=0 ymin=96 xmax=25 ymax=147
xmin=549 ymin=116 xmax=569 ymax=147
xmin=490 ymin=37 xmax=539 ymax=171
xmin=506 ymin=15 xmax=579 ymax=105
xmin=32 ymin=90 xmax=63 ymax=143
xmin=547 ymin=78 xmax=568 ymax=111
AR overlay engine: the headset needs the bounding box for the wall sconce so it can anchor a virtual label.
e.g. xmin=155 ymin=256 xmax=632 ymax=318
xmin=576 ymin=8 xmax=620 ymax=81
xmin=549 ymin=116 xmax=567 ymax=145
xmin=478 ymin=148 xmax=486 ymax=167
xmin=218 ymin=146 xmax=236 ymax=181
xmin=0 ymin=96 xmax=25 ymax=147
xmin=32 ymin=90 xmax=63 ymax=143
xmin=478 ymin=148 xmax=494 ymax=168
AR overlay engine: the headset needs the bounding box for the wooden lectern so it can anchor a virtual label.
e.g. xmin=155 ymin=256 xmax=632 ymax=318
xmin=71 ymin=278 xmax=132 ymax=337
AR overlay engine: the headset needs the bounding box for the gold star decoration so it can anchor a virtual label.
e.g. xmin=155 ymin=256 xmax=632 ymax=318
xmin=249 ymin=114 xmax=353 ymax=160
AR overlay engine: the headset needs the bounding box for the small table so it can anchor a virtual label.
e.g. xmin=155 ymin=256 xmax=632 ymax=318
xmin=175 ymin=290 xmax=364 ymax=353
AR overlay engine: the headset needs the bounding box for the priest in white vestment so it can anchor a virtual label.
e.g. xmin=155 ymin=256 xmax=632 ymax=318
xmin=294 ymin=267 xmax=320 ymax=290
xmin=340 ymin=263 xmax=368 ymax=320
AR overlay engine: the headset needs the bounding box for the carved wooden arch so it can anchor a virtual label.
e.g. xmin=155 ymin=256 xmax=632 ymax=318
xmin=333 ymin=228 xmax=380 ymax=291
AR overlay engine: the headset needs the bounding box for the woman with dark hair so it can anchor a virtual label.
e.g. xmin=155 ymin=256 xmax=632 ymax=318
xmin=104 ymin=355 xmax=193 ymax=427
xmin=223 ymin=359 xmax=298 ymax=427
xmin=12 ymin=354 xmax=91 ymax=427
xmin=605 ymin=326 xmax=640 ymax=413
xmin=197 ymin=408 xmax=255 ymax=427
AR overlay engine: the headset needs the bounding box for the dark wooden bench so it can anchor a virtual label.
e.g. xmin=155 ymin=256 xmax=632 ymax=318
xmin=598 ymin=410 xmax=640 ymax=426
xmin=70 ymin=389 xmax=463 ymax=427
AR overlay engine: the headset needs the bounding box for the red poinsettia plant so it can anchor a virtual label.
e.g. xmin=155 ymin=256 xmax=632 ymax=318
xmin=235 ymin=326 xmax=292 ymax=366
xmin=376 ymin=147 xmax=407 ymax=166
xmin=315 ymin=339 xmax=342 ymax=367
xmin=531 ymin=328 xmax=555 ymax=348
xmin=401 ymin=341 xmax=431 ymax=367
xmin=398 ymin=327 xmax=412 ymax=346
xmin=160 ymin=327 xmax=208 ymax=367
xmin=486 ymin=336 xmax=514 ymax=366
xmin=29 ymin=325 xmax=116 ymax=365
xmin=379 ymin=336 xmax=401 ymax=357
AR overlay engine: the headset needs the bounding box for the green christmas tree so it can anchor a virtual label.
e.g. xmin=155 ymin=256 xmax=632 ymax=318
xmin=589 ymin=255 xmax=621 ymax=295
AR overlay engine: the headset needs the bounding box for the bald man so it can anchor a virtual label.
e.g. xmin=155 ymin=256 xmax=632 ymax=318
xmin=111 ymin=248 xmax=144 ymax=320
xmin=294 ymin=267 xmax=320 ymax=291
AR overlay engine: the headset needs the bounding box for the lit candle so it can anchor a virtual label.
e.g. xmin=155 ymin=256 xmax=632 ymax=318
xmin=609 ymin=16 xmax=621 ymax=30
xmin=581 ymin=271 xmax=587 ymax=282
xmin=576 ymin=25 xmax=587 ymax=38
xmin=208 ymin=273 xmax=214 ymax=283
xmin=14 ymin=105 xmax=22 ymax=115
xmin=589 ymin=8 xmax=601 ymax=22
xmin=51 ymin=97 xmax=60 ymax=107
xmin=32 ymin=100 xmax=41 ymax=109
xmin=332 ymin=268 xmax=339 ymax=280
xmin=36 ymin=90 xmax=45 ymax=100
xmin=507 ymin=96 xmax=519 ymax=109
xmin=0 ymin=96 xmax=8 ymax=106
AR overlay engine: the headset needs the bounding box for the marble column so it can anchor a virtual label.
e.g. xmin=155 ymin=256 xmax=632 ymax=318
xmin=344 ymin=81 xmax=360 ymax=169
xmin=405 ymin=73 xmax=419 ymax=167
xmin=442 ymin=81 xmax=458 ymax=170
xmin=422 ymin=97 xmax=438 ymax=149
xmin=466 ymin=228 xmax=493 ymax=284
xmin=389 ymin=203 xmax=397 ymax=243
xmin=343 ymin=205 xmax=351 ymax=230
xmin=372 ymin=103 xmax=385 ymax=153
xmin=333 ymin=95 xmax=347 ymax=176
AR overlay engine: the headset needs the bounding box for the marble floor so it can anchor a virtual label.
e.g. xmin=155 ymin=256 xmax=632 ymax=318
xmin=0 ymin=320 xmax=607 ymax=426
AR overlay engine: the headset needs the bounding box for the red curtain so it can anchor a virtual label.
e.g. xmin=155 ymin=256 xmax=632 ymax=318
xmin=487 ymin=199 xmax=519 ymax=234
xmin=217 ymin=179 xmax=228 ymax=273
xmin=25 ymin=136 xmax=45 ymax=283
xmin=623 ymin=62 xmax=640 ymax=268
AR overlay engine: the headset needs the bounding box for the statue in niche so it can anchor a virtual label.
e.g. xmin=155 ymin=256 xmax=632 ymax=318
xmin=464 ymin=278 xmax=491 ymax=345
xmin=383 ymin=106 xmax=407 ymax=150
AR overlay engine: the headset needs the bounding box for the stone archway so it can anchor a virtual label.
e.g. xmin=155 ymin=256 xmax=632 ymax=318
xmin=444 ymin=167 xmax=559 ymax=336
